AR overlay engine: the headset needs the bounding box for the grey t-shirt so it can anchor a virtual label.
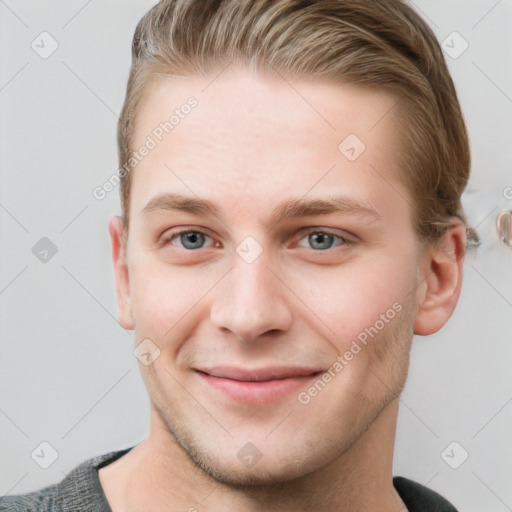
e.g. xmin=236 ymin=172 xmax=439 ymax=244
xmin=1 ymin=447 xmax=458 ymax=511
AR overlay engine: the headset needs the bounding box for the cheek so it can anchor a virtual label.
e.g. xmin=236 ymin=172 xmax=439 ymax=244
xmin=290 ymin=251 xmax=416 ymax=351
xmin=129 ymin=258 xmax=205 ymax=337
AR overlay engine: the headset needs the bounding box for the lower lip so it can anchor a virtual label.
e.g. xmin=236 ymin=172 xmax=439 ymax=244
xmin=197 ymin=372 xmax=320 ymax=405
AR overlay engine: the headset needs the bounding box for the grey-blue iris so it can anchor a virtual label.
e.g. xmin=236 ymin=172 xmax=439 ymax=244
xmin=309 ymin=233 xmax=335 ymax=250
xmin=181 ymin=232 xmax=205 ymax=249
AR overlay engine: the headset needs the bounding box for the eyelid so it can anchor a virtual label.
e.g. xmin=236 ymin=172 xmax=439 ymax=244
xmin=160 ymin=226 xmax=354 ymax=250
xmin=294 ymin=227 xmax=353 ymax=245
xmin=160 ymin=227 xmax=217 ymax=249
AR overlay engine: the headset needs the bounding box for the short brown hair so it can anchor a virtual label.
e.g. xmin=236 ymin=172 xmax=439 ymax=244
xmin=117 ymin=0 xmax=479 ymax=250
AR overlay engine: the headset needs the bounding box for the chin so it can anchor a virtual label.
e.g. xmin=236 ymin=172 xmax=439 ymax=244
xmin=185 ymin=449 xmax=312 ymax=489
xmin=167 ymin=419 xmax=359 ymax=491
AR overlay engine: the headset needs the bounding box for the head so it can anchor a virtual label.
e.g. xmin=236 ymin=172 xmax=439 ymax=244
xmin=110 ymin=0 xmax=479 ymax=487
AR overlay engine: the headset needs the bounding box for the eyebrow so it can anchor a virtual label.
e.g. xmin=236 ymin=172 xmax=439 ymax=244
xmin=142 ymin=193 xmax=221 ymax=218
xmin=141 ymin=193 xmax=381 ymax=227
xmin=268 ymin=196 xmax=381 ymax=227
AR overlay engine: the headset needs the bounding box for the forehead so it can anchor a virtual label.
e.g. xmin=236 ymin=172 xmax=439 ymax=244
xmin=129 ymin=67 xmax=409 ymax=223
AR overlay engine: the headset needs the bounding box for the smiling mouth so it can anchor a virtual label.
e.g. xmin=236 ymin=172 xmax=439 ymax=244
xmin=195 ymin=366 xmax=324 ymax=404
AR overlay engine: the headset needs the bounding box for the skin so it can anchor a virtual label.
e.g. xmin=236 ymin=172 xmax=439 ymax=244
xmin=101 ymin=66 xmax=466 ymax=512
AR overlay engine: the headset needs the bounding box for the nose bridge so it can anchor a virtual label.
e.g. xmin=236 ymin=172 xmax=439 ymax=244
xmin=210 ymin=248 xmax=292 ymax=341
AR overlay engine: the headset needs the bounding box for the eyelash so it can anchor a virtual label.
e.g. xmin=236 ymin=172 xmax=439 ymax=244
xmin=161 ymin=228 xmax=351 ymax=251
xmin=162 ymin=229 xmax=219 ymax=250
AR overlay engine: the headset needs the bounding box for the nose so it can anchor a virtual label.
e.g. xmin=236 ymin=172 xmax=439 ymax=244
xmin=210 ymin=250 xmax=293 ymax=342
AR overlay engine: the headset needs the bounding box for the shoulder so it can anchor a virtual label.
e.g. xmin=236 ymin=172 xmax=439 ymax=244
xmin=393 ymin=476 xmax=458 ymax=512
xmin=0 ymin=448 xmax=132 ymax=512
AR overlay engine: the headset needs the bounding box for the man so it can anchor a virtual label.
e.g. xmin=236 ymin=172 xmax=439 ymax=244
xmin=1 ymin=0 xmax=479 ymax=510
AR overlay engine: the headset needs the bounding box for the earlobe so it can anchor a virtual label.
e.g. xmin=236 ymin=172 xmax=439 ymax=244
xmin=109 ymin=216 xmax=135 ymax=330
xmin=413 ymin=220 xmax=466 ymax=336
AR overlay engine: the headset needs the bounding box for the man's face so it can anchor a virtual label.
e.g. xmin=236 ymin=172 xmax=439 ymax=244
xmin=116 ymin=68 xmax=424 ymax=484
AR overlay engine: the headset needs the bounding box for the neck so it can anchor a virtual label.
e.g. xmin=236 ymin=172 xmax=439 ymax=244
xmin=99 ymin=400 xmax=405 ymax=512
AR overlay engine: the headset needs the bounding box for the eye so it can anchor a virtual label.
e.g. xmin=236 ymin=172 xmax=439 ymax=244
xmin=164 ymin=230 xmax=213 ymax=250
xmin=297 ymin=230 xmax=346 ymax=250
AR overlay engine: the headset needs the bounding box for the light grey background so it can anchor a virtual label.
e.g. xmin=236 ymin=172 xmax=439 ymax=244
xmin=1 ymin=1 xmax=511 ymax=510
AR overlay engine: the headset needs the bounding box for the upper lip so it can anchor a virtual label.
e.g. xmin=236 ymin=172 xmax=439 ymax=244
xmin=195 ymin=366 xmax=323 ymax=382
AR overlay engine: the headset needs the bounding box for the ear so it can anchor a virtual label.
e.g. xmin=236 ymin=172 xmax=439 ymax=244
xmin=413 ymin=219 xmax=466 ymax=336
xmin=109 ymin=216 xmax=135 ymax=330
